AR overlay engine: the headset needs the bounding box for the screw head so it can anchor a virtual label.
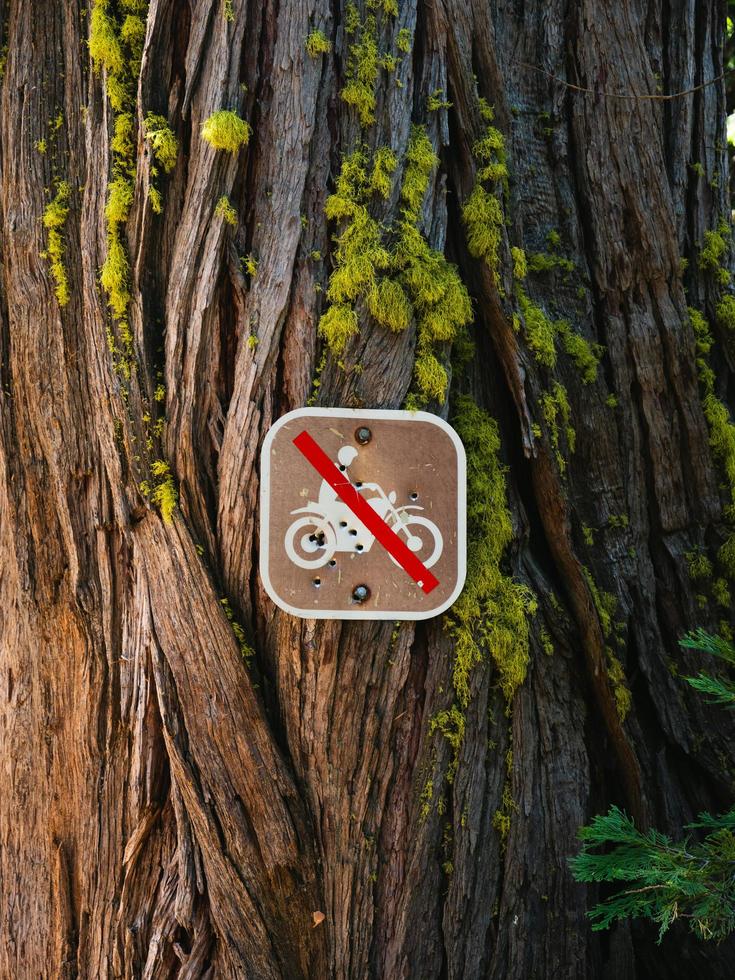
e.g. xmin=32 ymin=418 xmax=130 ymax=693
xmin=352 ymin=584 xmax=370 ymax=603
xmin=355 ymin=426 xmax=372 ymax=445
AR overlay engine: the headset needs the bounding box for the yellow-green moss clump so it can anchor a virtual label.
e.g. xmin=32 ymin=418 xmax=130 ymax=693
xmin=215 ymin=195 xmax=238 ymax=226
xmin=715 ymin=294 xmax=735 ymax=333
xmin=319 ymin=127 xmax=472 ymax=405
xmin=540 ymin=381 xmax=575 ymax=471
xmin=141 ymin=459 xmax=177 ymax=522
xmin=100 ymin=176 xmax=134 ymax=319
xmin=445 ymin=396 xmax=536 ymax=706
xmin=699 ymin=222 xmax=731 ymax=286
xmin=220 ymin=598 xmax=254 ymax=665
xmin=341 ymin=11 xmax=379 ymax=127
xmin=396 ymin=27 xmax=411 ymax=52
xmin=518 ymin=288 xmax=557 ymax=367
xmin=41 ymin=181 xmax=71 ymax=306
xmin=558 ymin=320 xmax=603 ymax=383
xmin=201 ymin=109 xmax=251 ymax=153
xmin=305 ymin=29 xmax=331 ymax=57
xmin=89 ymin=1 xmax=125 ymax=80
xmin=143 ymin=113 xmax=178 ymax=172
xmin=492 ymin=749 xmax=517 ymax=847
xmin=689 ymin=307 xmax=735 ymax=573
xmin=516 ymin=286 xmax=602 ymax=390
xmin=582 ymin=566 xmax=631 ymax=720
xmin=461 ymin=99 xmax=506 ymax=281
xmin=89 ymin=0 xmax=153 ymax=371
xmin=511 ymin=246 xmax=527 ymax=280
xmin=428 ymin=705 xmax=465 ymax=784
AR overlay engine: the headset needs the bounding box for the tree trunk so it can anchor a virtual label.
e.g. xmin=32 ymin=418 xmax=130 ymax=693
xmin=1 ymin=0 xmax=734 ymax=977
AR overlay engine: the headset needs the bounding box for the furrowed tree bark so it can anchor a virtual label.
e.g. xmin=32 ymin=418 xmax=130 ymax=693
xmin=1 ymin=0 xmax=734 ymax=978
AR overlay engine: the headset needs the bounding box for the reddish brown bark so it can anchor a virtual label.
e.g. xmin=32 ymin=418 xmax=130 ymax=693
xmin=1 ymin=0 xmax=734 ymax=977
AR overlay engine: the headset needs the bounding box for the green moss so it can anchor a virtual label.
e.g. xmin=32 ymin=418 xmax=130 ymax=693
xmin=215 ymin=195 xmax=238 ymax=226
xmin=143 ymin=113 xmax=178 ymax=172
xmin=319 ymin=131 xmax=472 ymax=400
xmin=201 ymin=109 xmax=251 ymax=152
xmin=516 ymin=285 xmax=601 ymax=383
xmin=606 ymin=393 xmax=619 ymax=408
xmin=105 ymin=176 xmax=133 ymax=224
xmin=223 ymin=0 xmax=234 ymax=20
xmin=400 ymin=126 xmax=437 ymax=218
xmin=492 ymin=779 xmax=517 ymax=847
xmin=689 ymin=307 xmax=735 ymax=574
xmin=367 ymin=0 xmax=398 ymax=13
xmin=540 ymin=626 xmax=554 ymax=656
xmin=341 ymin=14 xmax=378 ymax=127
xmin=220 ymin=597 xmax=254 ymax=664
xmin=318 ymin=303 xmax=359 ymax=354
xmin=366 ymin=278 xmax=411 ymax=331
xmin=472 ymin=127 xmax=507 ymax=183
xmin=100 ymin=232 xmax=130 ymax=319
xmin=36 ymin=138 xmax=47 ymax=154
xmin=608 ymin=514 xmax=629 ymax=529
xmin=540 ymin=381 xmax=575 ymax=471
xmin=148 ymin=186 xmax=162 ymax=213
xmin=149 ymin=459 xmax=177 ymax=523
xmin=89 ymin=1 xmax=125 ymax=77
xmin=518 ymin=288 xmax=557 ymax=367
xmin=715 ymin=294 xmax=735 ymax=333
xmin=327 ymin=206 xmax=390 ymax=303
xmin=41 ymin=180 xmax=71 ymax=306
xmin=606 ymin=650 xmax=631 ymax=720
xmin=120 ymin=13 xmax=145 ymax=59
xmin=511 ymin=246 xmax=527 ymax=280
xmin=414 ymin=352 xmax=448 ymax=404
xmin=111 ymin=112 xmax=133 ymax=157
xmin=528 ymin=251 xmax=575 ymax=275
xmin=713 ymin=577 xmax=731 ymax=607
xmin=427 ymin=89 xmax=452 ymax=112
xmin=305 ymin=29 xmax=331 ymax=57
xmin=345 ymin=1 xmax=360 ymax=34
xmin=461 ymin=105 xmax=508 ymax=280
xmin=698 ymin=223 xmax=731 ymax=286
xmin=429 ymin=705 xmax=465 ymax=783
xmin=582 ymin=523 xmax=595 ymax=546
xmin=369 ymin=146 xmax=397 ymax=199
xmin=558 ymin=321 xmax=603 ymax=383
xmin=686 ymin=549 xmax=713 ymax=581
xmin=462 ymin=184 xmax=503 ymax=276
xmin=396 ymin=27 xmax=411 ymax=52
xmin=241 ymin=253 xmax=258 ymax=276
xmin=581 ymin=567 xmax=632 ymax=719
xmin=445 ymin=397 xmax=536 ymax=706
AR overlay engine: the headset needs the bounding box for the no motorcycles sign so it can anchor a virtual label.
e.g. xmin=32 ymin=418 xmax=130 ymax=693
xmin=259 ymin=408 xmax=466 ymax=619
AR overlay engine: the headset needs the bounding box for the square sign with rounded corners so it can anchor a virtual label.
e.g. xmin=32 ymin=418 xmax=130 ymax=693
xmin=259 ymin=408 xmax=466 ymax=620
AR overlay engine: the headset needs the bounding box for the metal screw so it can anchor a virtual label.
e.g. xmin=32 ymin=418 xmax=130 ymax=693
xmin=355 ymin=426 xmax=372 ymax=445
xmin=352 ymin=584 xmax=370 ymax=603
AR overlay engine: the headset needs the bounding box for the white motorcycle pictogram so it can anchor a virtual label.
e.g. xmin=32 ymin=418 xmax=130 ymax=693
xmin=285 ymin=445 xmax=443 ymax=571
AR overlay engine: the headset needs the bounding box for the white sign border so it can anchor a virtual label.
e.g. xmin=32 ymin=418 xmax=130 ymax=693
xmin=259 ymin=407 xmax=467 ymax=621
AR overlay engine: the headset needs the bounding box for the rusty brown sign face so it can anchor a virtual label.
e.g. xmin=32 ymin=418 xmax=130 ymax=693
xmin=259 ymin=408 xmax=466 ymax=619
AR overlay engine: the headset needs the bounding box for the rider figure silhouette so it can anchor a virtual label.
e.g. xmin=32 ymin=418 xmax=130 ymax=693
xmin=318 ymin=446 xmax=389 ymax=519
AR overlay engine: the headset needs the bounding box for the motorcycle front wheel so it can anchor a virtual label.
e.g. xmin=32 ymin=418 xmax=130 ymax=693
xmin=388 ymin=515 xmax=443 ymax=569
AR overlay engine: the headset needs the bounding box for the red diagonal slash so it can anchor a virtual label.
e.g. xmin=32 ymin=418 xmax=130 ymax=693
xmin=293 ymin=430 xmax=440 ymax=595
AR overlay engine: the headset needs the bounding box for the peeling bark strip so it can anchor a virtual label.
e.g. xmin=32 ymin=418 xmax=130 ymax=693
xmin=0 ymin=0 xmax=734 ymax=977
